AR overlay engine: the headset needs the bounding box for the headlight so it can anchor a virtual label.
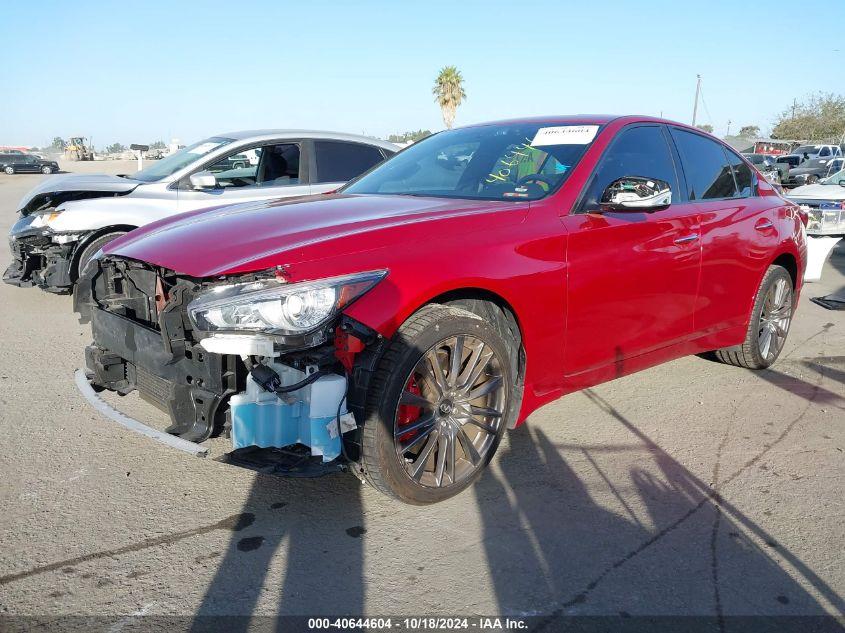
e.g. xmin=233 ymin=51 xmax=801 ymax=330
xmin=30 ymin=210 xmax=62 ymax=228
xmin=187 ymin=270 xmax=387 ymax=335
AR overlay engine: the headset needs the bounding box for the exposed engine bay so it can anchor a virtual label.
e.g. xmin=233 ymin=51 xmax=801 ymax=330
xmin=74 ymin=256 xmax=383 ymax=472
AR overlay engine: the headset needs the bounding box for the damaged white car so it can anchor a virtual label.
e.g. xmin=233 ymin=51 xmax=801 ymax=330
xmin=4 ymin=130 xmax=396 ymax=293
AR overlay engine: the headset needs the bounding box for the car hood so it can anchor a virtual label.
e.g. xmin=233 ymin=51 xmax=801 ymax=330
xmin=787 ymin=183 xmax=845 ymax=200
xmin=18 ymin=173 xmax=140 ymax=215
xmin=104 ymin=193 xmax=529 ymax=277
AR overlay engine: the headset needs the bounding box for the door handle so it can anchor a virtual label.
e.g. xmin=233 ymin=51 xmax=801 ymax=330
xmin=755 ymin=218 xmax=774 ymax=231
xmin=673 ymin=233 xmax=699 ymax=244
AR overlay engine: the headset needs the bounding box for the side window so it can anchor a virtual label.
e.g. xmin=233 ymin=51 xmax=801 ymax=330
xmin=820 ymin=147 xmax=830 ymax=157
xmin=671 ymin=129 xmax=737 ymax=200
xmin=314 ymin=141 xmax=385 ymax=183
xmin=725 ymin=150 xmax=754 ymax=198
xmin=206 ymin=148 xmax=262 ymax=188
xmin=255 ymin=144 xmax=300 ymax=186
xmin=579 ymin=125 xmax=679 ymax=212
xmin=203 ymin=143 xmax=300 ymax=188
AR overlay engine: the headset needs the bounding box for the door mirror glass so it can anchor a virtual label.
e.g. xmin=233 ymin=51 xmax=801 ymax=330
xmin=189 ymin=171 xmax=218 ymax=190
xmin=600 ymin=177 xmax=672 ymax=211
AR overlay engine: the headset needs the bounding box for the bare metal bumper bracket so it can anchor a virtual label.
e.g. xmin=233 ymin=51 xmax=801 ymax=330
xmin=74 ymin=369 xmax=209 ymax=457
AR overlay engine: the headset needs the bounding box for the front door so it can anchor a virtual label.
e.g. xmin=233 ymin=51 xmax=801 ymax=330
xmin=561 ymin=124 xmax=701 ymax=377
xmin=176 ymin=142 xmax=311 ymax=211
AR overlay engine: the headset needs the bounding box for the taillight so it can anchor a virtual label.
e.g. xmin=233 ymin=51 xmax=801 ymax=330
xmin=795 ymin=206 xmax=809 ymax=227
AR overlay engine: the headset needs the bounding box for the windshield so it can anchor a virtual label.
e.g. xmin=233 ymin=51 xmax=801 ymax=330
xmin=129 ymin=136 xmax=236 ymax=182
xmin=821 ymin=168 xmax=845 ymax=184
xmin=342 ymin=122 xmax=599 ymax=201
xmin=793 ymin=145 xmax=820 ymax=155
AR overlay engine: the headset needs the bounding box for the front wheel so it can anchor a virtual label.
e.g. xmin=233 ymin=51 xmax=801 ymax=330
xmin=714 ymin=265 xmax=793 ymax=369
xmin=358 ymin=304 xmax=517 ymax=504
xmin=41 ymin=166 xmax=53 ymax=174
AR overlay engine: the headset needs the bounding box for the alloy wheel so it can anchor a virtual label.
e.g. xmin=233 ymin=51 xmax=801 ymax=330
xmin=394 ymin=334 xmax=506 ymax=489
xmin=758 ymin=277 xmax=792 ymax=361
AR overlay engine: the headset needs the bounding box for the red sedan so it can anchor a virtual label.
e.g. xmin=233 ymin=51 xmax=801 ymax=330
xmin=75 ymin=115 xmax=806 ymax=504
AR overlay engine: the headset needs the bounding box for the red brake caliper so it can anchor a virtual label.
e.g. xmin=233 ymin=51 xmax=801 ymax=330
xmin=396 ymin=374 xmax=422 ymax=443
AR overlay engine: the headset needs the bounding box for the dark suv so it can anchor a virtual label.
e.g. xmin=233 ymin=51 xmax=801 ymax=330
xmin=0 ymin=153 xmax=59 ymax=175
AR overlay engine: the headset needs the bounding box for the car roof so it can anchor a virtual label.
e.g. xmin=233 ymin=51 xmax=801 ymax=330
xmin=213 ymin=129 xmax=398 ymax=151
xmin=457 ymin=114 xmax=711 ymax=133
xmin=461 ymin=115 xmax=621 ymax=128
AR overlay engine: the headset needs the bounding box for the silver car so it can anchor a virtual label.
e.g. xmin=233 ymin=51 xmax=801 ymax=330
xmin=4 ymin=130 xmax=397 ymax=292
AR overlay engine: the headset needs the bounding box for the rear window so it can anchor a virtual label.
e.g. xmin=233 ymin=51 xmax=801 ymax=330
xmin=725 ymin=151 xmax=754 ymax=197
xmin=314 ymin=141 xmax=386 ymax=183
xmin=671 ymin=129 xmax=738 ymax=200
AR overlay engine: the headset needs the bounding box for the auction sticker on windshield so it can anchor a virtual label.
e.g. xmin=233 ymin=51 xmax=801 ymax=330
xmin=531 ymin=125 xmax=599 ymax=146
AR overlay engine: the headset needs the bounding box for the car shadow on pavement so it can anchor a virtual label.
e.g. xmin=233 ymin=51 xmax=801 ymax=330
xmin=473 ymin=390 xmax=845 ymax=627
xmin=189 ymin=471 xmax=365 ymax=630
xmin=186 ymin=375 xmax=844 ymax=629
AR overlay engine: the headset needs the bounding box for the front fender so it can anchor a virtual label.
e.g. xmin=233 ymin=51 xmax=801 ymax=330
xmin=332 ymin=210 xmax=569 ymax=419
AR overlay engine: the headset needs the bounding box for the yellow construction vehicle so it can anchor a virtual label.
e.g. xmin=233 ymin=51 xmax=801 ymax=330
xmin=64 ymin=137 xmax=94 ymax=161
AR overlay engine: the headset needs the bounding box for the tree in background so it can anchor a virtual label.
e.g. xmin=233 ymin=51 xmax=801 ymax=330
xmin=772 ymin=93 xmax=845 ymax=141
xmin=51 ymin=137 xmax=66 ymax=150
xmin=149 ymin=140 xmax=166 ymax=150
xmin=105 ymin=143 xmax=126 ymax=154
xmin=696 ymin=124 xmax=714 ymax=133
xmin=738 ymin=125 xmax=760 ymax=138
xmin=432 ymin=66 xmax=466 ymax=129
xmin=387 ymin=130 xmax=432 ymax=143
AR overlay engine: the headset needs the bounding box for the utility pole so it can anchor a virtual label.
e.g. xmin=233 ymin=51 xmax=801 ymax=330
xmin=792 ymin=99 xmax=797 ymax=119
xmin=726 ymin=120 xmax=731 ymax=137
xmin=691 ymin=74 xmax=701 ymax=126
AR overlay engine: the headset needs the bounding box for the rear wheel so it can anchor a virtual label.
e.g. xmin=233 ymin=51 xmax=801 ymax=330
xmin=714 ymin=265 xmax=793 ymax=369
xmin=74 ymin=231 xmax=127 ymax=279
xmin=359 ymin=304 xmax=516 ymax=504
xmin=4 ymin=166 xmax=14 ymax=175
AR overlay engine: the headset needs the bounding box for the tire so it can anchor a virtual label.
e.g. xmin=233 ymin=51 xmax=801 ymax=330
xmin=4 ymin=166 xmax=14 ymax=175
xmin=74 ymin=231 xmax=127 ymax=279
xmin=41 ymin=166 xmax=53 ymax=175
xmin=713 ymin=265 xmax=794 ymax=369
xmin=358 ymin=304 xmax=517 ymax=504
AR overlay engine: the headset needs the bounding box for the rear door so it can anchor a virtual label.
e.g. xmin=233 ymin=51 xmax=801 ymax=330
xmin=20 ymin=156 xmax=39 ymax=173
xmin=561 ymin=124 xmax=701 ymax=376
xmin=310 ymin=140 xmax=390 ymax=193
xmin=176 ymin=141 xmax=311 ymax=211
xmin=669 ymin=127 xmax=778 ymax=333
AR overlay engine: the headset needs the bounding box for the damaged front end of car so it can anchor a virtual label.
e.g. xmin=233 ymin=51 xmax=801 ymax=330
xmin=4 ymin=212 xmax=81 ymax=292
xmin=74 ymin=255 xmax=386 ymax=471
xmin=5 ymin=180 xmax=137 ymax=292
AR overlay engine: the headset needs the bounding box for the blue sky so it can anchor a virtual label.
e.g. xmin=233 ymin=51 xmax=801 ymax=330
xmin=1 ymin=0 xmax=842 ymax=148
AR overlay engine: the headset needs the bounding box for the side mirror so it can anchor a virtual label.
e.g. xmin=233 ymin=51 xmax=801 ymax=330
xmin=189 ymin=170 xmax=217 ymax=190
xmin=600 ymin=177 xmax=672 ymax=212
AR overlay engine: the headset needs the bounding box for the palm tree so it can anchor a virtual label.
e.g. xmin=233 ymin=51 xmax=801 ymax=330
xmin=432 ymin=66 xmax=467 ymax=129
